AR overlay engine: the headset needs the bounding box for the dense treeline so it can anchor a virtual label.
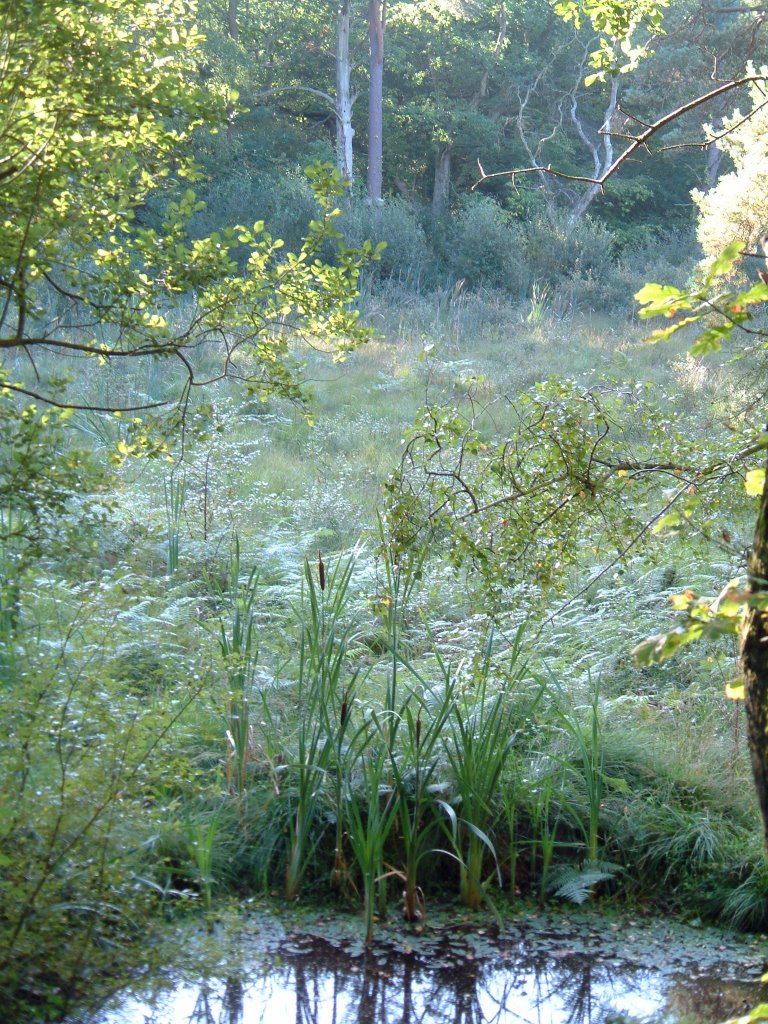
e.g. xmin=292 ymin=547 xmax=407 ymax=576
xmin=183 ymin=0 xmax=756 ymax=281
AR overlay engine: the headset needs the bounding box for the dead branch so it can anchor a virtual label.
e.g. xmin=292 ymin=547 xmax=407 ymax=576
xmin=474 ymin=74 xmax=768 ymax=192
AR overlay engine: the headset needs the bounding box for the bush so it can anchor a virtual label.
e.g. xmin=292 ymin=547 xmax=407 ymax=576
xmin=443 ymin=195 xmax=529 ymax=296
xmin=605 ymin=230 xmax=698 ymax=316
xmin=339 ymin=197 xmax=431 ymax=286
xmin=192 ymin=168 xmax=322 ymax=255
xmin=524 ymin=210 xmax=618 ymax=312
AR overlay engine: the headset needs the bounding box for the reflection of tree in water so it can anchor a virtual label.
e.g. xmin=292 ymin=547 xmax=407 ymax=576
xmin=164 ymin=937 xmax=763 ymax=1024
xmin=421 ymin=961 xmax=485 ymax=1023
xmin=664 ymin=975 xmax=759 ymax=1024
xmin=222 ymin=976 xmax=244 ymax=1024
xmin=189 ymin=979 xmax=216 ymax=1023
xmin=530 ymin=955 xmax=597 ymax=1024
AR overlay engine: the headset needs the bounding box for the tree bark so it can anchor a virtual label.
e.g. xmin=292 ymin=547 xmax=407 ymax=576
xmin=227 ymin=0 xmax=239 ymax=40
xmin=706 ymin=140 xmax=723 ymax=191
xmin=367 ymin=0 xmax=385 ymax=205
xmin=568 ymin=75 xmax=619 ymax=225
xmin=432 ymin=144 xmax=452 ymax=217
xmin=741 ymin=453 xmax=768 ymax=845
xmin=336 ymin=0 xmax=354 ymax=183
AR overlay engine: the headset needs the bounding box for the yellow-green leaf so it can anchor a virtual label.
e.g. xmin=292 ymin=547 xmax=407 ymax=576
xmin=746 ymin=468 xmax=766 ymax=496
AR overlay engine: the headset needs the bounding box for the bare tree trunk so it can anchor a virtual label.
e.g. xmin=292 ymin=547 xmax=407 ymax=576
xmin=367 ymin=0 xmax=385 ymax=205
xmin=741 ymin=453 xmax=768 ymax=845
xmin=514 ymin=68 xmax=563 ymax=209
xmin=432 ymin=144 xmax=452 ymax=217
xmin=568 ymin=75 xmax=619 ymax=224
xmin=228 ymin=0 xmax=239 ymax=40
xmin=706 ymin=140 xmax=723 ymax=191
xmin=336 ymin=0 xmax=354 ymax=183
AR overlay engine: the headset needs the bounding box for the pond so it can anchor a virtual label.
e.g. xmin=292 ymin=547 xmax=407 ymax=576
xmin=70 ymin=906 xmax=768 ymax=1024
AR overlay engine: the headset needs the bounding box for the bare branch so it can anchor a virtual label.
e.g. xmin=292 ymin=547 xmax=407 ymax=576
xmin=3 ymin=381 xmax=169 ymax=413
xmin=253 ymin=84 xmax=339 ymax=116
xmin=474 ymin=74 xmax=768 ymax=192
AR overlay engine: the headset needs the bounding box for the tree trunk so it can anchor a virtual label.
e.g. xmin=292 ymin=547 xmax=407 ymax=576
xmin=336 ymin=0 xmax=354 ymax=184
xmin=706 ymin=140 xmax=723 ymax=191
xmin=432 ymin=144 xmax=452 ymax=217
xmin=367 ymin=0 xmax=385 ymax=205
xmin=568 ymin=76 xmax=619 ymax=225
xmin=227 ymin=0 xmax=239 ymax=40
xmin=741 ymin=453 xmax=768 ymax=845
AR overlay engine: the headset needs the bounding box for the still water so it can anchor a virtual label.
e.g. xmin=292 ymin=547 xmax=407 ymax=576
xmin=73 ymin=909 xmax=768 ymax=1024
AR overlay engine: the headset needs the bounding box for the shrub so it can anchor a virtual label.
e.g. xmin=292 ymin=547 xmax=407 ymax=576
xmin=524 ymin=209 xmax=618 ymax=311
xmin=193 ymin=168 xmax=322 ymax=255
xmin=443 ymin=195 xmax=529 ymax=296
xmin=340 ymin=197 xmax=431 ymax=286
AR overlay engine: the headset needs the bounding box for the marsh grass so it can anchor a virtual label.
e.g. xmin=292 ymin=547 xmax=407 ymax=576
xmin=443 ymin=626 xmax=536 ymax=908
xmin=164 ymin=471 xmax=186 ymax=576
xmin=721 ymin=854 xmax=768 ymax=930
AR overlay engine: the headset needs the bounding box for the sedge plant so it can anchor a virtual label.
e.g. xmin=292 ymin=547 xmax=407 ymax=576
xmin=442 ymin=626 xmax=537 ymax=909
xmin=282 ymin=553 xmax=360 ymax=899
xmin=344 ymin=732 xmax=398 ymax=944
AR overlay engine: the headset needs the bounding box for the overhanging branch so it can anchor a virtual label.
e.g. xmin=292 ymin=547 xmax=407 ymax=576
xmin=474 ymin=74 xmax=768 ymax=192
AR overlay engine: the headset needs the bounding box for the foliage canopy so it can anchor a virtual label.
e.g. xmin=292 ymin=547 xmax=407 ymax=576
xmin=0 ymin=0 xmax=376 ymax=424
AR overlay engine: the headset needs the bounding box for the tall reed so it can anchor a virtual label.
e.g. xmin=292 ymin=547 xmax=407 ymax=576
xmin=213 ymin=536 xmax=260 ymax=801
xmin=443 ymin=626 xmax=536 ymax=908
xmin=184 ymin=809 xmax=219 ymax=920
xmin=163 ymin=471 xmax=185 ymax=576
xmin=282 ymin=553 xmax=360 ymax=899
xmin=216 ymin=535 xmax=260 ymax=697
xmin=551 ymin=676 xmax=604 ymax=865
xmin=376 ymin=514 xmax=428 ymax=748
xmin=344 ymin=736 xmax=398 ymax=944
xmin=382 ymin=666 xmax=456 ymax=922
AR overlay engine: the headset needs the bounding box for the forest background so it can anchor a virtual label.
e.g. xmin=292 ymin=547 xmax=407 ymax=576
xmin=4 ymin=0 xmax=768 ymax=1019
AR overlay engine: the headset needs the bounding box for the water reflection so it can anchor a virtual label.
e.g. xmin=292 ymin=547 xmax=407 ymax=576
xmin=84 ymin=930 xmax=766 ymax=1024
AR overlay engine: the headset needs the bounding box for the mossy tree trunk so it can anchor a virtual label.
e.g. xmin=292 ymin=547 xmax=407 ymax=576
xmin=741 ymin=453 xmax=768 ymax=845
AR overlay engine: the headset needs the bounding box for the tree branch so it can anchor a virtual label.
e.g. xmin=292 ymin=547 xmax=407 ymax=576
xmin=3 ymin=381 xmax=169 ymax=412
xmin=474 ymin=74 xmax=768 ymax=192
xmin=253 ymin=84 xmax=339 ymax=117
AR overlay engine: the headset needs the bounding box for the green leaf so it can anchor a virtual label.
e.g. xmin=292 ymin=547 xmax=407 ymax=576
xmin=690 ymin=323 xmax=734 ymax=356
xmin=634 ymin=282 xmax=685 ymax=308
xmin=632 ymin=623 xmax=704 ymax=666
xmin=705 ymin=239 xmax=745 ymax=285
